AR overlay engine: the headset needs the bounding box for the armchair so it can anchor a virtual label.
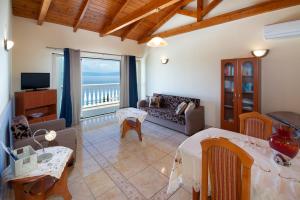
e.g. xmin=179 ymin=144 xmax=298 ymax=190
xmin=13 ymin=118 xmax=77 ymax=161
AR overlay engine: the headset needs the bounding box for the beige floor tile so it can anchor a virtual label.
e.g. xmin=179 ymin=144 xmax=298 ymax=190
xmin=93 ymin=139 xmax=122 ymax=153
xmin=168 ymin=188 xmax=192 ymax=200
xmin=150 ymin=185 xmax=171 ymax=200
xmin=152 ymin=140 xmax=178 ymax=154
xmin=102 ymin=148 xmax=132 ymax=164
xmin=68 ymin=166 xmax=82 ymax=183
xmin=84 ymin=170 xmax=116 ymax=198
xmin=113 ymin=156 xmax=149 ymax=178
xmin=75 ymin=157 xmax=101 ymax=177
xmin=122 ymin=140 xmax=150 ymax=153
xmin=68 ymin=179 xmax=95 ymax=200
xmin=135 ymin=146 xmax=168 ymax=164
xmin=129 ymin=167 xmax=168 ymax=199
xmin=96 ymin=187 xmax=127 ymax=200
xmin=92 ymin=153 xmax=111 ymax=168
xmin=152 ymin=155 xmax=174 ymax=177
xmin=76 ymin=148 xmax=93 ymax=162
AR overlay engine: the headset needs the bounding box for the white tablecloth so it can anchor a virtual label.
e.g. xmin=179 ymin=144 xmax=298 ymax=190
xmin=2 ymin=146 xmax=73 ymax=181
xmin=116 ymin=107 xmax=148 ymax=125
xmin=167 ymin=128 xmax=300 ymax=200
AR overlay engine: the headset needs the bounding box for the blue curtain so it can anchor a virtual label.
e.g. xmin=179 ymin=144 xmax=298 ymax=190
xmin=60 ymin=48 xmax=72 ymax=127
xmin=129 ymin=56 xmax=138 ymax=108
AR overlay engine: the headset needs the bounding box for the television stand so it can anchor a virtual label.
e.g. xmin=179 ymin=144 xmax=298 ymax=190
xmin=15 ymin=89 xmax=57 ymax=124
xmin=24 ymin=88 xmax=49 ymax=92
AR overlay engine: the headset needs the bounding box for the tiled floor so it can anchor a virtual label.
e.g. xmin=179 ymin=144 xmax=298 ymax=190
xmin=13 ymin=114 xmax=192 ymax=200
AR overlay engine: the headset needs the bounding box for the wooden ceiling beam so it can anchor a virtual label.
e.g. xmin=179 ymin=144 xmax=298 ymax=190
xmin=138 ymin=0 xmax=193 ymax=42
xmin=139 ymin=0 xmax=300 ymax=44
xmin=103 ymin=0 xmax=181 ymax=35
xmin=100 ymin=0 xmax=130 ymax=36
xmin=178 ymin=0 xmax=222 ymax=19
xmin=197 ymin=0 xmax=203 ymax=21
xmin=37 ymin=0 xmax=52 ymax=25
xmin=177 ymin=9 xmax=197 ymax=18
xmin=73 ymin=0 xmax=90 ymax=32
xmin=121 ymin=21 xmax=142 ymax=41
xmin=201 ymin=0 xmax=222 ymax=18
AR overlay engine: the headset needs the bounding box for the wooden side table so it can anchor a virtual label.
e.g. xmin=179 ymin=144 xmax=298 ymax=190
xmin=2 ymin=146 xmax=73 ymax=200
xmin=11 ymin=164 xmax=71 ymax=200
xmin=116 ymin=108 xmax=148 ymax=142
xmin=122 ymin=117 xmax=142 ymax=141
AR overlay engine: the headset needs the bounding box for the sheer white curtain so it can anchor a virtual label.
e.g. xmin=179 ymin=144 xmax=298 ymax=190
xmin=69 ymin=49 xmax=81 ymax=125
xmin=120 ymin=55 xmax=129 ymax=108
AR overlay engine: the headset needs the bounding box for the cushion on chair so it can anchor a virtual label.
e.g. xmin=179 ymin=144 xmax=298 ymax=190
xmin=11 ymin=115 xmax=32 ymax=140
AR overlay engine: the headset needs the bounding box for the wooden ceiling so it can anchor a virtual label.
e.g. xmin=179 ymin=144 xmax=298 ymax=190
xmin=12 ymin=0 xmax=300 ymax=43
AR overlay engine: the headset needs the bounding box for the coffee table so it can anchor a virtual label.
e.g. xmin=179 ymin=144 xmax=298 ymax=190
xmin=2 ymin=146 xmax=73 ymax=200
xmin=116 ymin=108 xmax=148 ymax=141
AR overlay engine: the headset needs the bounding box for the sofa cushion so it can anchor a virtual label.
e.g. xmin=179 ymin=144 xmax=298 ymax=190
xmin=185 ymin=102 xmax=196 ymax=115
xmin=142 ymin=107 xmax=186 ymax=125
xmin=11 ymin=115 xmax=32 ymax=140
xmin=154 ymin=94 xmax=200 ymax=110
xmin=175 ymin=102 xmax=188 ymax=115
xmin=149 ymin=96 xmax=161 ymax=108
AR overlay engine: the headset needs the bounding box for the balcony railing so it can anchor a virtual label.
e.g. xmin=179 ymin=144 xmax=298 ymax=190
xmin=82 ymin=83 xmax=120 ymax=108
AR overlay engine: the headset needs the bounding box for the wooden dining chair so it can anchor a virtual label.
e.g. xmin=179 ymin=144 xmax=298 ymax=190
xmin=200 ymin=137 xmax=254 ymax=200
xmin=239 ymin=112 xmax=273 ymax=140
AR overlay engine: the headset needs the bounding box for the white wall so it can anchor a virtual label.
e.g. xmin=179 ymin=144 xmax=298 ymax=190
xmin=0 ymin=0 xmax=12 ymax=187
xmin=0 ymin=0 xmax=12 ymax=114
xmin=12 ymin=16 xmax=145 ymax=92
xmin=145 ymin=6 xmax=300 ymax=127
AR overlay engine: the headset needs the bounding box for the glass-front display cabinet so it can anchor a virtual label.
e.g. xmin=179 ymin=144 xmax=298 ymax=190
xmin=221 ymin=57 xmax=260 ymax=132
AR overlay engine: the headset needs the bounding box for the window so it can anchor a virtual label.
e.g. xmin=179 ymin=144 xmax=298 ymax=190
xmin=52 ymin=53 xmax=145 ymax=118
xmin=81 ymin=57 xmax=121 ymax=118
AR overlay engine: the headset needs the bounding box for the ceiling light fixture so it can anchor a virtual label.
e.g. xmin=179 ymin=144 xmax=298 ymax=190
xmin=251 ymin=49 xmax=269 ymax=58
xmin=147 ymin=8 xmax=168 ymax=48
xmin=147 ymin=37 xmax=168 ymax=47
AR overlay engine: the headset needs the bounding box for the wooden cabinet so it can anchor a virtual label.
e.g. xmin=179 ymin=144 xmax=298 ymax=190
xmin=221 ymin=57 xmax=261 ymax=132
xmin=15 ymin=90 xmax=57 ymax=124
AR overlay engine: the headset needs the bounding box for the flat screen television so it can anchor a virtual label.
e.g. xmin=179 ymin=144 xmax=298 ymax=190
xmin=21 ymin=73 xmax=50 ymax=90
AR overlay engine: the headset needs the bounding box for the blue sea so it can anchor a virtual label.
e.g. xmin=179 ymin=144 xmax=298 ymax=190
xmin=82 ymin=72 xmax=120 ymax=84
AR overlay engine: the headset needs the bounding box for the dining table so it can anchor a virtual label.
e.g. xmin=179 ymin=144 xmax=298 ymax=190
xmin=167 ymin=128 xmax=300 ymax=200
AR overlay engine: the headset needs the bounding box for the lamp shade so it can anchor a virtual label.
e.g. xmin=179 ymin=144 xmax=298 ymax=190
xmin=45 ymin=130 xmax=57 ymax=141
xmin=147 ymin=37 xmax=168 ymax=47
xmin=251 ymin=49 xmax=269 ymax=57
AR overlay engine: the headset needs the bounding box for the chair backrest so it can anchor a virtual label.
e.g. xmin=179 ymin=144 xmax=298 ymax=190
xmin=239 ymin=112 xmax=273 ymax=140
xmin=201 ymin=138 xmax=253 ymax=200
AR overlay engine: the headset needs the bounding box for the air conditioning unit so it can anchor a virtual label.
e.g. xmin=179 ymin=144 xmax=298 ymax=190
xmin=264 ymin=20 xmax=300 ymax=39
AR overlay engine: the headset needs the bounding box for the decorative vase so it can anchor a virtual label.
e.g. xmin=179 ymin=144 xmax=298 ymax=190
xmin=269 ymin=125 xmax=299 ymax=167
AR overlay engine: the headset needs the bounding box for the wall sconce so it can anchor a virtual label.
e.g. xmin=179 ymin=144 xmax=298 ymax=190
xmin=251 ymin=49 xmax=269 ymax=58
xmin=160 ymin=57 xmax=169 ymax=64
xmin=3 ymin=39 xmax=14 ymax=51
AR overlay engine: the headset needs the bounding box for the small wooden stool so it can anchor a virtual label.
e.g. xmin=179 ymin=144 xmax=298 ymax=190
xmin=121 ymin=117 xmax=142 ymax=141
